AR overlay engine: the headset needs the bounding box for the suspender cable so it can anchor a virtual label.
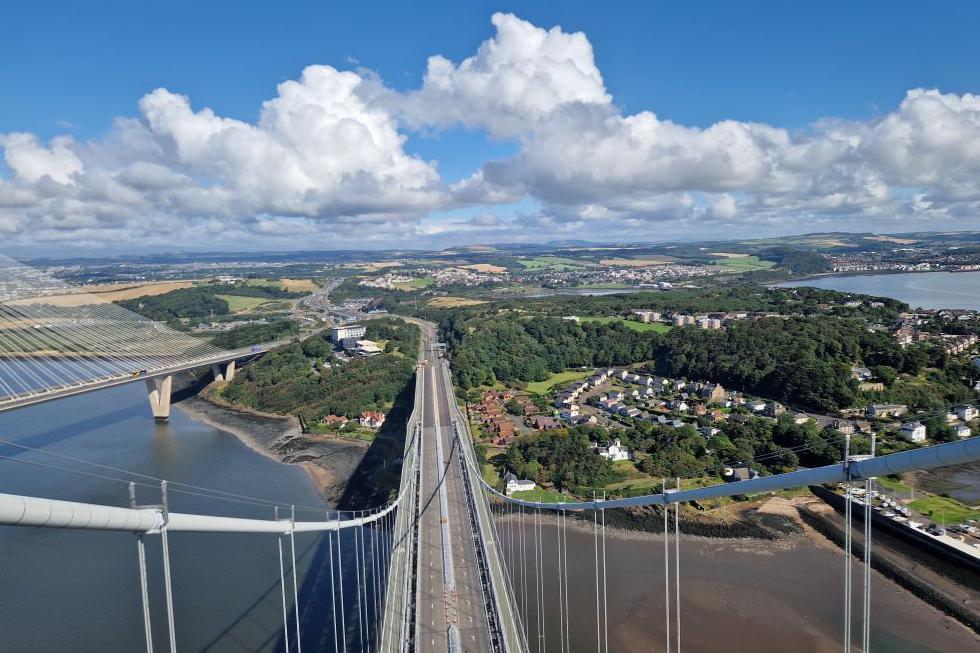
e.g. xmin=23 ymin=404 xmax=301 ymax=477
xmin=290 ymin=505 xmax=303 ymax=653
xmin=328 ymin=513 xmax=339 ymax=653
xmin=370 ymin=515 xmax=380 ymax=648
xmin=336 ymin=527 xmax=348 ymax=653
xmin=663 ymin=479 xmax=670 ymax=653
xmin=354 ymin=517 xmax=365 ymax=653
xmin=674 ymin=478 xmax=681 ymax=653
xmin=534 ymin=506 xmax=543 ymax=653
xmin=275 ymin=507 xmax=291 ymax=653
xmin=129 ymin=483 xmax=154 ymax=653
xmin=862 ymin=435 xmax=876 ymax=653
xmin=602 ymin=491 xmax=609 ymax=653
xmin=160 ymin=481 xmax=177 ymax=653
xmin=521 ymin=504 xmax=529 ymax=637
xmin=593 ymin=492 xmax=601 ymax=653
xmin=843 ymin=436 xmax=852 ymax=653
xmin=555 ymin=502 xmax=565 ymax=653
xmin=562 ymin=508 xmax=570 ymax=653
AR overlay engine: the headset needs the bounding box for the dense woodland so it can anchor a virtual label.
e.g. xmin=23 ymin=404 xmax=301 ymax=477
xmin=117 ymin=283 xmax=305 ymax=323
xmin=220 ymin=318 xmax=419 ymax=421
xmin=209 ymin=319 xmax=299 ymax=349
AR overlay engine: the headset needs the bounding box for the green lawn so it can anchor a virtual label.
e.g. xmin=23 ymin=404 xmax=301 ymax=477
xmin=525 ymin=369 xmax=593 ymax=394
xmin=215 ymin=295 xmax=272 ymax=313
xmin=579 ymin=317 xmax=672 ymax=333
xmin=483 ymin=463 xmax=502 ymax=487
xmin=875 ymin=475 xmax=916 ymax=496
xmin=909 ymin=495 xmax=980 ymax=523
xmin=511 ymin=488 xmax=572 ymax=503
xmin=713 ymin=255 xmax=775 ymax=273
xmin=393 ymin=276 xmax=434 ymax=291
xmin=517 ymin=256 xmax=592 ymax=271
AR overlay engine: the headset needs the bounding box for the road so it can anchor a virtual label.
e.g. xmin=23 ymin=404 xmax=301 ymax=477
xmin=415 ymin=326 xmax=494 ymax=652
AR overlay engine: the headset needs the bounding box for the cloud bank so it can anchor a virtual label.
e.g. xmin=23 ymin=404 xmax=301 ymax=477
xmin=2 ymin=12 xmax=980 ymax=250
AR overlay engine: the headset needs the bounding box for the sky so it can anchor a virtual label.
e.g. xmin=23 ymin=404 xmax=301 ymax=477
xmin=2 ymin=1 xmax=980 ymax=254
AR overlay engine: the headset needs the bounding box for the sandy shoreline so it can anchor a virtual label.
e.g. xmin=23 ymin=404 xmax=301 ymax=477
xmin=177 ymin=394 xmax=370 ymax=505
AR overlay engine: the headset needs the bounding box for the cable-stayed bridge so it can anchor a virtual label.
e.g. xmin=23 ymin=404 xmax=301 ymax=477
xmin=1 ymin=279 xmax=978 ymax=651
xmin=0 ymin=256 xmax=285 ymax=417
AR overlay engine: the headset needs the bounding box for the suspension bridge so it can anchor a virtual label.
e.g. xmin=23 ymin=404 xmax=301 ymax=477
xmin=1 ymin=264 xmax=979 ymax=651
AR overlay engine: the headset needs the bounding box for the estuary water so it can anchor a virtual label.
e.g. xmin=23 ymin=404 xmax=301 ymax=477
xmin=0 ymin=380 xmax=376 ymax=652
xmin=776 ymin=270 xmax=980 ymax=310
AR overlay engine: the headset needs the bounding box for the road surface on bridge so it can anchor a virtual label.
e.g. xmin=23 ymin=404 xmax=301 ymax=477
xmin=415 ymin=325 xmax=493 ymax=652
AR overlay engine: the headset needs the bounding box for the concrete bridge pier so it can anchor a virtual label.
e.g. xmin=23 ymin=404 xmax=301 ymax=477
xmin=145 ymin=376 xmax=173 ymax=420
xmin=211 ymin=360 xmax=236 ymax=382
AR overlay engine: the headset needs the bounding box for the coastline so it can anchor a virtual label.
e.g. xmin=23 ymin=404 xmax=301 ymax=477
xmin=177 ymin=392 xmax=370 ymax=505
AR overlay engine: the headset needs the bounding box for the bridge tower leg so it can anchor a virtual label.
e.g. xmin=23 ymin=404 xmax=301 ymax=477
xmin=211 ymin=361 xmax=236 ymax=383
xmin=146 ymin=376 xmax=173 ymax=421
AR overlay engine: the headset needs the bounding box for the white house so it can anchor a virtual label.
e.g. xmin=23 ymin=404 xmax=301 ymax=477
xmin=954 ymin=404 xmax=978 ymax=421
xmin=504 ymin=473 xmax=536 ymax=496
xmin=598 ymin=438 xmax=631 ymax=462
xmin=900 ymin=421 xmax=927 ymax=443
xmin=955 ymin=424 xmax=972 ymax=439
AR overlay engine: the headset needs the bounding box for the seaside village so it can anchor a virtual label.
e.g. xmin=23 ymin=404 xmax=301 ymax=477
xmin=470 ymin=362 xmax=979 ymax=496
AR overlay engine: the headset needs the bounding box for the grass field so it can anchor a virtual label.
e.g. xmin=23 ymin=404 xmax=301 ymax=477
xmin=517 ymin=256 xmax=592 ymax=271
xmin=579 ymin=317 xmax=672 ymax=333
xmin=525 ymin=369 xmax=593 ymax=394
xmin=511 ymin=488 xmax=572 ymax=503
xmin=599 ymin=256 xmax=675 ymax=266
xmin=909 ymin=495 xmax=980 ymax=523
xmin=215 ymin=295 xmax=273 ymax=313
xmin=713 ymin=255 xmax=776 ymax=272
xmin=393 ymin=276 xmax=433 ymax=291
xmin=427 ymin=296 xmax=487 ymax=308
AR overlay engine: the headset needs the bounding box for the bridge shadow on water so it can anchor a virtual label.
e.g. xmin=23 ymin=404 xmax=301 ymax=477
xmin=335 ymin=373 xmax=416 ymax=512
xmin=199 ymin=527 xmax=385 ymax=653
xmin=199 ymin=373 xmax=421 ymax=652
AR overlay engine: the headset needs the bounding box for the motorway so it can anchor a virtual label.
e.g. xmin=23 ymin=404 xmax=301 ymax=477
xmin=415 ymin=327 xmax=494 ymax=652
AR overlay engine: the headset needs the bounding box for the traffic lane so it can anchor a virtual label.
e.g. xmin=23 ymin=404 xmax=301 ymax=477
xmin=432 ymin=364 xmax=493 ymax=652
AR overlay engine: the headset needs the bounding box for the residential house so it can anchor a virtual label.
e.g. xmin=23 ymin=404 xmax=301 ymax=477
xmin=900 ymin=421 xmax=927 ymax=443
xmin=598 ymin=438 xmax=631 ymax=461
xmin=359 ymin=411 xmax=386 ymax=428
xmin=955 ymin=424 xmax=972 ymax=439
xmin=701 ymin=383 xmax=726 ymax=403
xmin=953 ymin=404 xmax=978 ymax=422
xmin=531 ymin=416 xmax=559 ymax=430
xmin=322 ymin=415 xmax=349 ymax=428
xmin=504 ymin=473 xmax=536 ymax=496
xmin=830 ymin=419 xmax=855 ymax=435
xmin=865 ymin=404 xmax=907 ymax=420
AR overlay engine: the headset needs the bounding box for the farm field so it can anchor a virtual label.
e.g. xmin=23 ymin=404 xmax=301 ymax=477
xmin=713 ymin=255 xmax=775 ymax=272
xmin=579 ymin=317 xmax=672 ymax=333
xmin=279 ymin=278 xmax=320 ymax=292
xmin=8 ymin=280 xmax=196 ymax=306
xmin=599 ymin=256 xmax=676 ymax=266
xmin=517 ymin=255 xmax=594 ymax=270
xmin=427 ymin=296 xmax=487 ymax=308
xmin=215 ymin=295 xmax=273 ymax=313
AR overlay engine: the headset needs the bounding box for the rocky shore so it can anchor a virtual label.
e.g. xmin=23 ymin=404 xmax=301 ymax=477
xmin=177 ymin=393 xmax=370 ymax=505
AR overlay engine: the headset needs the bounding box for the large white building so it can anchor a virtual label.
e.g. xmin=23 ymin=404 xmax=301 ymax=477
xmin=598 ymin=438 xmax=631 ymax=462
xmin=504 ymin=473 xmax=536 ymax=496
xmin=331 ymin=324 xmax=366 ymax=342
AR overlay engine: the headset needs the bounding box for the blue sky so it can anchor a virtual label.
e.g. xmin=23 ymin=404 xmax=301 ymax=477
xmin=2 ymin=2 xmax=980 ymax=252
